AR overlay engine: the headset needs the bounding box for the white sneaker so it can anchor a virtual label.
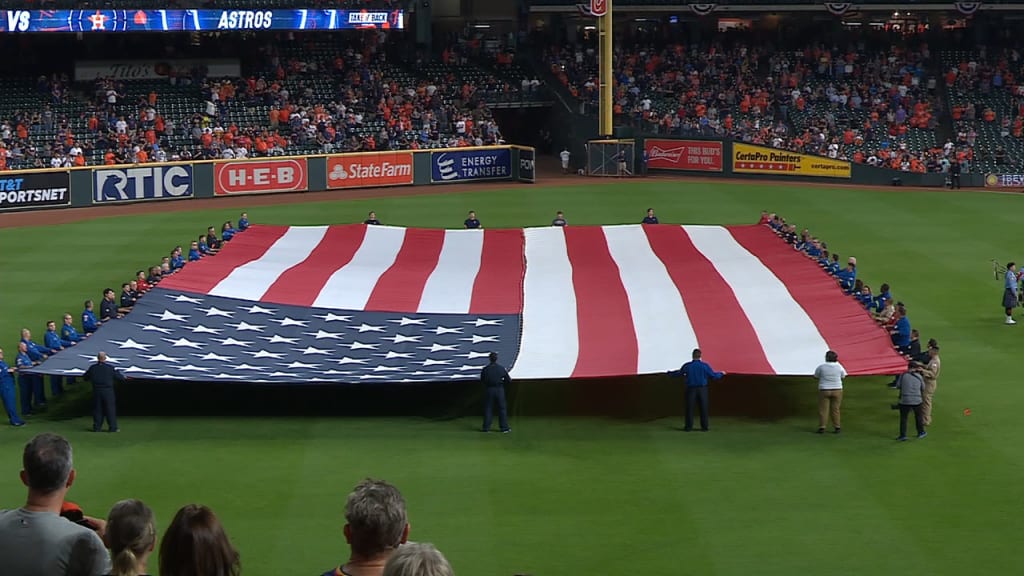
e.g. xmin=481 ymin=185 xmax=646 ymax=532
xmin=1007 ymin=317 xmax=1017 ymax=325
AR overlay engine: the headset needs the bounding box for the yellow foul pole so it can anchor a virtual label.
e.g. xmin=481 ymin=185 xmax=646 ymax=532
xmin=598 ymin=0 xmax=613 ymax=137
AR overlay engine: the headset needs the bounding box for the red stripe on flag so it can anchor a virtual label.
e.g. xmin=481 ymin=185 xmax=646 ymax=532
xmin=728 ymin=225 xmax=907 ymax=376
xmin=643 ymin=226 xmax=773 ymax=374
xmin=563 ymin=227 xmax=639 ymax=378
xmin=157 ymin=225 xmax=291 ymax=295
xmin=260 ymin=225 xmax=369 ymax=306
xmin=364 ymin=228 xmax=446 ymax=312
xmin=469 ymin=229 xmax=525 ymax=314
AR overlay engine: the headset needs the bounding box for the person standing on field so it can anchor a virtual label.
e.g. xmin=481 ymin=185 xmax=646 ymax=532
xmin=895 ymin=365 xmax=927 ymax=441
xmin=814 ymin=350 xmax=846 ymax=434
xmin=480 ymin=352 xmax=511 ymax=433
xmin=559 ymin=148 xmax=571 ymax=173
xmin=1004 ymin=262 xmax=1019 ymax=325
xmin=668 ymin=348 xmax=725 ymax=432
xmin=916 ymin=345 xmax=941 ymax=426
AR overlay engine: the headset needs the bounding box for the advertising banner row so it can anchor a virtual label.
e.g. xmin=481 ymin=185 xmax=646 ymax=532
xmin=0 ymin=147 xmax=531 ymax=212
xmin=984 ymin=174 xmax=1024 ymax=188
xmin=644 ymin=139 xmax=852 ymax=179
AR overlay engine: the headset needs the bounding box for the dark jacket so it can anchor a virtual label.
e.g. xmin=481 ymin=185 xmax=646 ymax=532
xmin=84 ymin=362 xmax=126 ymax=389
xmin=480 ymin=363 xmax=511 ymax=388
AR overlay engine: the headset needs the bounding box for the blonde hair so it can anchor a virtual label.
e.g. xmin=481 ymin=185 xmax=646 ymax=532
xmin=383 ymin=542 xmax=454 ymax=576
xmin=107 ymin=499 xmax=156 ymax=576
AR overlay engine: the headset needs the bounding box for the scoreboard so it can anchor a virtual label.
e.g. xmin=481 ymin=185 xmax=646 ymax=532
xmin=2 ymin=9 xmax=404 ymax=32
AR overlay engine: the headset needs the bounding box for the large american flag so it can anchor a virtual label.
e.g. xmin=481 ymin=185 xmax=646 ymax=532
xmin=36 ymin=224 xmax=907 ymax=383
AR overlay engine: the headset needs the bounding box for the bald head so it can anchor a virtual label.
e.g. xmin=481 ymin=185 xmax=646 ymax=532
xmin=97 ymin=352 xmax=107 ymax=363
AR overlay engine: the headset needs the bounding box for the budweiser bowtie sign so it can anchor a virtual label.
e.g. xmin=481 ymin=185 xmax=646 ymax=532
xmin=590 ymin=0 xmax=607 ymax=17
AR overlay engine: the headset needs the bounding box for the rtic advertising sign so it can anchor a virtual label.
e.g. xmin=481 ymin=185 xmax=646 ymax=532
xmin=93 ymin=165 xmax=193 ymax=203
xmin=326 ymin=152 xmax=414 ymax=189
xmin=214 ymin=158 xmax=308 ymax=195
xmin=644 ymin=139 xmax=723 ymax=172
xmin=0 ymin=171 xmax=70 ymax=211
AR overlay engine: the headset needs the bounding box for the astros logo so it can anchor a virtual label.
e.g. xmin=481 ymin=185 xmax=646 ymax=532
xmin=88 ymin=11 xmax=108 ymax=30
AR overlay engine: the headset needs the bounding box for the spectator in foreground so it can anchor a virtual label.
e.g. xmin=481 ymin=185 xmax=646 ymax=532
xmin=324 ymin=479 xmax=410 ymax=576
xmin=159 ymin=504 xmax=239 ymax=576
xmin=383 ymin=543 xmax=454 ymax=576
xmin=0 ymin=433 xmax=111 ymax=575
xmin=106 ymin=499 xmax=157 ymax=576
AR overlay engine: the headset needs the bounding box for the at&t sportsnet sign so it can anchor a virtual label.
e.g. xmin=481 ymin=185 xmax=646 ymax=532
xmin=431 ymin=148 xmax=512 ymax=184
xmin=215 ymin=158 xmax=308 ymax=195
xmin=93 ymin=165 xmax=193 ymax=203
xmin=644 ymin=139 xmax=723 ymax=172
xmin=0 ymin=171 xmax=70 ymax=212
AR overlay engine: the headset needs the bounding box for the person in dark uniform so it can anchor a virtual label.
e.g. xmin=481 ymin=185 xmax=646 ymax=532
xmin=949 ymin=160 xmax=961 ymax=189
xmin=464 ymin=211 xmax=481 ymax=229
xmin=642 ymin=208 xmax=659 ymax=225
xmin=100 ymin=289 xmax=120 ymax=322
xmin=83 ymin=352 xmax=125 ymax=432
xmin=364 ymin=211 xmax=381 ymax=225
xmin=480 ymin=352 xmax=511 ymax=433
xmin=641 ymin=148 xmax=649 ymax=177
xmin=552 ymin=211 xmax=567 ymax=227
xmin=0 ymin=348 xmax=25 ymax=426
xmin=668 ymin=348 xmax=725 ymax=431
xmin=206 ymin=226 xmax=222 ymax=250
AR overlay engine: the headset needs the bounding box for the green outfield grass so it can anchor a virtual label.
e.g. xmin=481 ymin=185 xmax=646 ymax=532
xmin=1 ymin=181 xmax=1022 ymax=575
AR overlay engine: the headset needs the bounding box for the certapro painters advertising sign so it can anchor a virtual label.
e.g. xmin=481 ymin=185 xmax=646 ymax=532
xmin=0 ymin=171 xmax=70 ymax=212
xmin=732 ymin=142 xmax=851 ymax=179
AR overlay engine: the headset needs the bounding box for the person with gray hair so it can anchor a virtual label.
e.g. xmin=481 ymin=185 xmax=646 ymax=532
xmin=0 ymin=433 xmax=111 ymax=575
xmin=322 ymin=478 xmax=410 ymax=576
xmin=383 ymin=543 xmax=454 ymax=576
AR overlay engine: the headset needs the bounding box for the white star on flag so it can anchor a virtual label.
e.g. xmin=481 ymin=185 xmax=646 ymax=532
xmin=263 ymin=335 xmax=300 ymax=345
xmin=200 ymin=307 xmax=235 ymax=318
xmin=315 ymin=313 xmax=352 ymax=322
xmin=178 ymin=364 xmax=214 ymax=372
xmin=273 ymin=317 xmax=309 ymax=327
xmin=112 ymin=338 xmax=152 ymax=351
xmin=195 ymin=352 xmax=234 ymax=362
xmin=138 ymin=324 xmax=174 ymax=334
xmin=348 ymin=341 xmax=378 ymax=350
xmin=422 ymin=359 xmax=451 ymax=366
xmin=463 ymin=335 xmax=499 ymax=344
xmin=377 ymin=351 xmax=415 ymax=359
xmin=250 ymin=350 xmax=286 ymax=359
xmin=285 ymin=361 xmax=320 ymax=369
xmin=306 ymin=330 xmax=344 ymax=340
xmin=433 ymin=326 xmax=462 ymax=335
xmin=191 ymin=325 xmax=223 ymax=334
xmin=221 ymin=338 xmax=252 ymax=347
xmin=163 ymin=338 xmax=203 ymax=349
xmin=465 ymin=318 xmax=502 ymax=327
xmin=336 ymin=357 xmax=368 ymax=365
xmin=122 ymin=366 xmax=157 ymax=374
xmin=244 ymin=305 xmax=277 ymax=315
xmin=170 ymin=294 xmax=204 ymax=303
xmin=373 ymin=365 xmax=404 ymax=372
xmin=150 ymin=310 xmax=190 ymax=322
xmin=388 ymin=334 xmax=421 ymax=344
xmin=234 ymin=364 xmax=268 ymax=371
xmin=389 ymin=317 xmax=428 ymax=326
xmin=421 ymin=343 xmax=459 ymax=353
xmin=357 ymin=323 xmax=386 ymax=333
xmin=229 ymin=321 xmax=265 ymax=332
xmin=295 ymin=346 xmax=331 ymax=355
xmin=143 ymin=354 xmax=181 ymax=363
xmin=459 ymin=351 xmax=492 ymax=359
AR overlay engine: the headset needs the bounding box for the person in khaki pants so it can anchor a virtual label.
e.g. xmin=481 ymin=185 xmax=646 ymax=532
xmin=915 ymin=345 xmax=941 ymax=425
xmin=814 ymin=350 xmax=847 ymax=434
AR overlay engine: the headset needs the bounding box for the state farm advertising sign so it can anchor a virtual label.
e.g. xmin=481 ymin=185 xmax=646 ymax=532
xmin=644 ymin=139 xmax=723 ymax=172
xmin=214 ymin=158 xmax=308 ymax=195
xmin=327 ymin=151 xmax=414 ymax=189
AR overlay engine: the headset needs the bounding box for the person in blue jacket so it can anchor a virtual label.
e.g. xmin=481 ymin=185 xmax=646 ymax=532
xmin=22 ymin=328 xmax=60 ymax=397
xmin=188 ymin=241 xmax=203 ymax=262
xmin=872 ymin=283 xmax=893 ymax=313
xmin=82 ymin=300 xmax=99 ymax=334
xmin=668 ymin=348 xmax=726 ymax=432
xmin=60 ymin=314 xmax=84 ymax=344
xmin=170 ymin=247 xmax=186 ymax=270
xmin=15 ymin=342 xmax=41 ymax=415
xmin=0 ymin=348 xmax=24 ymax=426
xmin=221 ymin=221 xmax=237 ymax=242
xmin=891 ymin=305 xmax=912 ymax=353
xmin=837 ymin=262 xmax=857 ymax=292
xmin=238 ymin=212 xmax=250 ymax=231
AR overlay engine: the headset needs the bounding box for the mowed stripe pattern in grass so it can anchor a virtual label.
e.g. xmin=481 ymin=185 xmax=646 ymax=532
xmin=0 ymin=181 xmax=1022 ymax=575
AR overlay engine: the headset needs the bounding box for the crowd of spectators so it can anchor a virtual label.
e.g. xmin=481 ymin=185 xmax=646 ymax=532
xmin=543 ymin=28 xmax=977 ymax=177
xmin=2 ymin=213 xmax=248 ymax=425
xmin=0 ymin=32 xmax=511 ymax=170
xmin=0 ymin=432 xmax=455 ymax=576
xmin=762 ymin=210 xmax=938 ymax=366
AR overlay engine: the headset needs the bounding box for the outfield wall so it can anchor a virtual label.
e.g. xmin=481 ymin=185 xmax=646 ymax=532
xmin=635 ymin=136 xmax=986 ymax=188
xmin=0 ymin=145 xmax=536 ymax=213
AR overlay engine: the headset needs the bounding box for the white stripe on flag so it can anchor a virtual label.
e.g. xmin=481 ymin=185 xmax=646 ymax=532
xmin=510 ymin=227 xmax=579 ymax=379
xmin=683 ymin=225 xmax=829 ymax=374
xmin=209 ymin=226 xmax=329 ymax=301
xmin=313 ymin=225 xmax=407 ymax=309
xmin=417 ymin=230 xmax=484 ymax=314
xmin=602 ymin=225 xmax=698 ymax=373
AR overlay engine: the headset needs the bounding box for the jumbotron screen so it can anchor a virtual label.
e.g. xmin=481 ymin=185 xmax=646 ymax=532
xmin=1 ymin=9 xmax=404 ymax=32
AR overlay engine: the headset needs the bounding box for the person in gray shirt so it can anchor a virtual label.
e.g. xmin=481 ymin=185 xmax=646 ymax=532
xmin=0 ymin=433 xmax=111 ymax=576
xmin=895 ymin=366 xmax=927 ymax=441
